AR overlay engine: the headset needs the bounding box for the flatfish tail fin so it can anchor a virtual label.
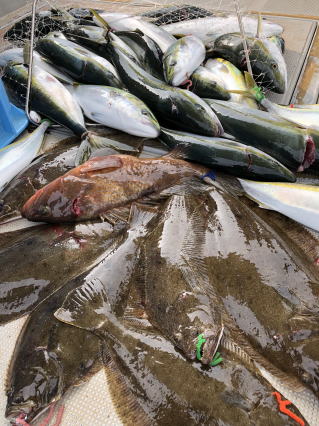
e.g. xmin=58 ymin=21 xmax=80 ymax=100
xmin=128 ymin=202 xmax=159 ymax=230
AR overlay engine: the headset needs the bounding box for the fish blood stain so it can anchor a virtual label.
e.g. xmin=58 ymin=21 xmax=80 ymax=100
xmin=72 ymin=198 xmax=81 ymax=216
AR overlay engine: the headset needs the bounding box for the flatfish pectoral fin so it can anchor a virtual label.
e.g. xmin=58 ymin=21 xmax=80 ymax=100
xmin=79 ymin=155 xmax=123 ymax=173
xmin=54 ymin=278 xmax=111 ymax=332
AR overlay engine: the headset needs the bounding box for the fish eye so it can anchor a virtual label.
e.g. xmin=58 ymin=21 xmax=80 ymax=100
xmin=12 ymin=396 xmax=24 ymax=404
xmin=272 ymin=63 xmax=278 ymax=70
xmin=39 ymin=206 xmax=51 ymax=216
xmin=170 ymin=60 xmax=177 ymax=67
xmin=141 ymin=110 xmax=149 ymax=116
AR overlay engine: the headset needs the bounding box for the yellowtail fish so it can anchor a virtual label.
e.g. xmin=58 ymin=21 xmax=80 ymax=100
xmin=205 ymin=58 xmax=258 ymax=108
xmin=2 ymin=63 xmax=86 ymax=136
xmin=212 ymin=33 xmax=287 ymax=94
xmin=92 ymin=11 xmax=176 ymax=53
xmin=290 ymin=104 xmax=319 ymax=111
xmin=239 ymin=179 xmax=319 ymax=232
xmin=260 ymin=98 xmax=319 ymax=131
xmin=0 ymin=121 xmax=50 ymax=192
xmin=243 ymin=72 xmax=318 ymax=130
xmin=161 ymin=14 xmax=283 ymax=40
xmin=163 ymin=35 xmax=205 ymax=86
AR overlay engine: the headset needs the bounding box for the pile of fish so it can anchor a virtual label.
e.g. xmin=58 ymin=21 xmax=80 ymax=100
xmin=0 ymin=4 xmax=319 ymax=426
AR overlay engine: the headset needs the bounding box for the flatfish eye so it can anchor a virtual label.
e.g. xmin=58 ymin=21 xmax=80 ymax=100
xmin=11 ymin=396 xmax=24 ymax=405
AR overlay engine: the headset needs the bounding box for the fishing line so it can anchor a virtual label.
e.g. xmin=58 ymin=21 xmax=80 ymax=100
xmin=233 ymin=0 xmax=253 ymax=77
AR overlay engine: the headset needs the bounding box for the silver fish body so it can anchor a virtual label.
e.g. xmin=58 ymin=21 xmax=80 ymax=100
xmin=239 ymin=179 xmax=319 ymax=232
xmin=205 ymin=58 xmax=258 ymax=108
xmin=2 ymin=63 xmax=86 ymax=135
xmin=93 ymin=12 xmax=176 ymax=53
xmin=68 ymin=84 xmax=160 ymax=138
xmin=291 ymin=104 xmax=319 ymax=110
xmin=0 ymin=47 xmax=24 ymax=66
xmin=163 ymin=36 xmax=205 ymax=86
xmin=32 ymin=51 xmax=75 ymax=84
xmin=37 ymin=36 xmax=122 ymax=87
xmin=109 ymin=47 xmax=223 ymax=136
xmin=0 ymin=121 xmax=50 ymax=192
xmin=190 ymin=66 xmax=230 ymax=100
xmin=0 ymin=48 xmax=74 ymax=84
xmin=108 ymin=32 xmax=140 ymax=64
xmin=162 ymin=14 xmax=283 ymax=40
xmin=262 ymin=98 xmax=319 ymax=131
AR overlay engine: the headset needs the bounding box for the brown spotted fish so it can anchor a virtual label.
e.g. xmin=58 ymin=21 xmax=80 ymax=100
xmin=21 ymin=154 xmax=209 ymax=222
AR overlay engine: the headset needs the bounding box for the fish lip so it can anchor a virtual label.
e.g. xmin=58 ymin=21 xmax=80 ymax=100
xmin=20 ymin=201 xmax=29 ymax=219
xmin=216 ymin=119 xmax=224 ymax=137
xmin=172 ymin=71 xmax=186 ymax=87
xmin=144 ymin=126 xmax=160 ymax=138
xmin=201 ymin=325 xmax=224 ymax=364
xmin=140 ymin=118 xmax=160 ymax=138
xmin=5 ymin=403 xmax=34 ymax=420
xmin=270 ymin=76 xmax=286 ymax=94
xmin=164 ymin=61 xmax=176 ymax=85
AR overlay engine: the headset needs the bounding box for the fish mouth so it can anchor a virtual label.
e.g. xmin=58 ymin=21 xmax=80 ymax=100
xmin=164 ymin=63 xmax=176 ymax=85
xmin=6 ymin=402 xmax=35 ymax=421
xmin=21 ymin=191 xmax=41 ymax=220
xmin=21 ymin=190 xmax=52 ymax=222
xmin=267 ymin=70 xmax=287 ymax=94
xmin=200 ymin=325 xmax=224 ymax=365
xmin=272 ymin=79 xmax=286 ymax=94
xmin=215 ymin=118 xmax=224 ymax=137
xmin=141 ymin=117 xmax=160 ymax=138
